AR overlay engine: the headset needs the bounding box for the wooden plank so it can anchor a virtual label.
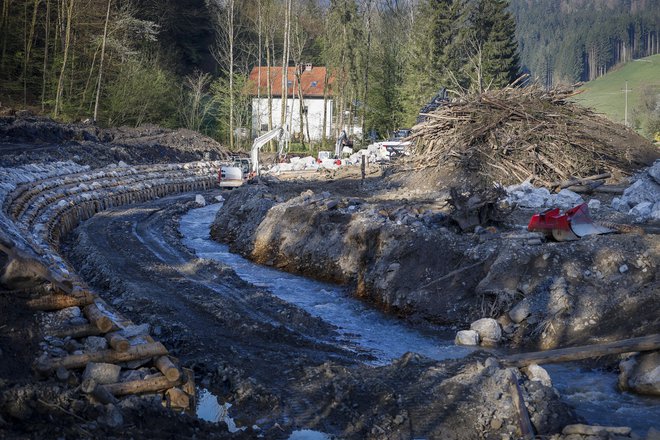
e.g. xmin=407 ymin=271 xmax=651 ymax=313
xmin=509 ymin=370 xmax=535 ymax=439
xmin=501 ymin=334 xmax=660 ymax=367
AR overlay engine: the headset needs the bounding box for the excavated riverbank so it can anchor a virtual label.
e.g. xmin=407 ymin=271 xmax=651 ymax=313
xmin=211 ymin=174 xmax=659 ymax=351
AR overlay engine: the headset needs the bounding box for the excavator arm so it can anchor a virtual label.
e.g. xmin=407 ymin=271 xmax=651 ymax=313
xmin=250 ymin=126 xmax=288 ymax=174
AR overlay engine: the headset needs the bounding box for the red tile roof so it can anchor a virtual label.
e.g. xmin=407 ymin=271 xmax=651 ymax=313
xmin=247 ymin=66 xmax=334 ymax=98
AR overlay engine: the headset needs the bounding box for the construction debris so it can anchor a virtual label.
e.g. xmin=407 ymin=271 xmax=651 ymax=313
xmin=410 ymin=86 xmax=659 ymax=187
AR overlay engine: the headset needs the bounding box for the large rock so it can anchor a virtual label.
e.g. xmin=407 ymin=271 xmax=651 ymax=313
xmin=648 ymin=160 xmax=660 ymax=185
xmin=522 ymin=364 xmax=552 ymax=387
xmin=622 ymin=179 xmax=660 ymax=208
xmin=82 ymin=362 xmax=121 ymax=384
xmin=454 ymin=330 xmax=479 ymax=346
xmin=618 ymin=352 xmax=660 ymax=396
xmin=509 ymin=298 xmax=531 ymax=323
xmin=470 ymin=318 xmax=502 ymax=345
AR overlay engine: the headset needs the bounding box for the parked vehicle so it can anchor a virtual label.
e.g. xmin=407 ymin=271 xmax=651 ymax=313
xmin=217 ymin=157 xmax=251 ymax=188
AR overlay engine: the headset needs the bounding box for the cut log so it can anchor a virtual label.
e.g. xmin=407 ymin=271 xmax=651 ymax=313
xmin=49 ymin=323 xmax=102 ymax=339
xmin=594 ymin=185 xmax=625 ymax=195
xmin=501 ymin=334 xmax=660 ymax=367
xmin=550 ymin=172 xmax=611 ymax=190
xmin=36 ymin=342 xmax=168 ymax=372
xmin=83 ymin=303 xmax=114 ymax=333
xmin=103 ymin=374 xmax=181 ymax=396
xmin=509 ymin=370 xmax=535 ymax=439
xmin=165 ymin=387 xmax=190 ymax=409
xmin=565 ymin=180 xmax=605 ymax=194
xmin=106 ymin=333 xmax=130 ymax=353
xmin=26 ymin=291 xmax=95 ymax=311
xmin=155 ymin=356 xmax=181 ymax=382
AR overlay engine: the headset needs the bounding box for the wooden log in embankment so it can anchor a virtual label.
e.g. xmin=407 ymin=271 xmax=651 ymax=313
xmin=102 ymin=374 xmax=181 ymax=397
xmin=501 ymin=334 xmax=660 ymax=367
xmin=36 ymin=342 xmax=168 ymax=372
xmin=165 ymin=387 xmax=190 ymax=409
xmin=106 ymin=332 xmax=130 ymax=353
xmin=49 ymin=323 xmax=103 ymax=339
xmin=155 ymin=356 xmax=181 ymax=382
xmin=83 ymin=303 xmax=115 ymax=333
xmin=26 ymin=290 xmax=95 ymax=310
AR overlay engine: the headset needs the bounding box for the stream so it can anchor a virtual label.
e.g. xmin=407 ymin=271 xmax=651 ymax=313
xmin=180 ymin=203 xmax=660 ymax=436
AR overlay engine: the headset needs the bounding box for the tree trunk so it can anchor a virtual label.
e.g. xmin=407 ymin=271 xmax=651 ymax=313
xmin=41 ymin=0 xmax=51 ymax=110
xmin=93 ymin=0 xmax=111 ymax=123
xmin=227 ymin=0 xmax=234 ymax=150
xmin=54 ymin=0 xmax=74 ymax=118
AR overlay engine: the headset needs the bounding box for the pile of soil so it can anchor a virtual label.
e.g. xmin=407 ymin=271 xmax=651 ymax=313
xmin=0 ymin=115 xmax=229 ymax=168
xmin=407 ymin=86 xmax=659 ymax=188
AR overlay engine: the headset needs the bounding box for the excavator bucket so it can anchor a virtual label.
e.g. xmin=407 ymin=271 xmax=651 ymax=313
xmin=528 ymin=203 xmax=613 ymax=242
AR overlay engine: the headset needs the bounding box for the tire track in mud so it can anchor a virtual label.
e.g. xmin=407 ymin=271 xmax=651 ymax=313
xmin=63 ymin=192 xmax=360 ymax=384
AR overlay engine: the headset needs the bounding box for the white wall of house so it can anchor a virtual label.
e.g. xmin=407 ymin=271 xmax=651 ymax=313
xmin=251 ymin=97 xmax=333 ymax=141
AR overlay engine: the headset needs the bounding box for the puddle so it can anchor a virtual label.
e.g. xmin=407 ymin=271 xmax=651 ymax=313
xmin=196 ymin=388 xmax=245 ymax=433
xmin=288 ymin=430 xmax=332 ymax=440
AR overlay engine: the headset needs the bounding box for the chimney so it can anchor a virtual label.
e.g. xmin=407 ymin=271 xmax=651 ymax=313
xmin=304 ymin=63 xmax=313 ymax=72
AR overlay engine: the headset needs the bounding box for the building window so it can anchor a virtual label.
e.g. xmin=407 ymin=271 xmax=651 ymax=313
xmin=303 ymin=106 xmax=309 ymax=114
xmin=311 ymin=81 xmax=318 ymax=87
xmin=261 ymin=124 xmax=268 ymax=132
xmin=287 ymin=80 xmax=293 ymax=87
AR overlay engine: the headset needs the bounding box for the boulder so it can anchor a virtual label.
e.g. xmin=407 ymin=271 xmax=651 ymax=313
xmin=470 ymin=318 xmax=502 ymax=345
xmin=522 ymin=364 xmax=552 ymax=387
xmin=619 ymin=352 xmax=660 ymax=396
xmin=648 ymin=160 xmax=660 ymax=185
xmin=509 ymin=298 xmax=531 ymax=324
xmin=454 ymin=330 xmax=479 ymax=346
xmin=553 ymin=189 xmax=583 ymax=209
xmin=629 ymin=201 xmax=653 ymax=220
xmin=82 ymin=362 xmax=121 ymax=385
xmin=622 ymin=179 xmax=660 ymax=207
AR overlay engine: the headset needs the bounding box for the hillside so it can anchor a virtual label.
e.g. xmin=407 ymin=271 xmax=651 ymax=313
xmin=574 ymin=54 xmax=660 ymax=129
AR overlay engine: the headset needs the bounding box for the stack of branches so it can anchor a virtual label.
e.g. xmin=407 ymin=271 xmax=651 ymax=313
xmin=410 ymin=85 xmax=656 ymax=187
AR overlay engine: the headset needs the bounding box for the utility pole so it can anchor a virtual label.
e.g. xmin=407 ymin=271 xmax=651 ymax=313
xmin=622 ymin=81 xmax=632 ymax=127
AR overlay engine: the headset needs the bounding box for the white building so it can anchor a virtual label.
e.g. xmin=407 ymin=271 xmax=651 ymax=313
xmin=248 ymin=64 xmax=361 ymax=142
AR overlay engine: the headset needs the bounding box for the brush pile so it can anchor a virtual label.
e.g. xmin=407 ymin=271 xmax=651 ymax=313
xmin=410 ymin=86 xmax=659 ymax=187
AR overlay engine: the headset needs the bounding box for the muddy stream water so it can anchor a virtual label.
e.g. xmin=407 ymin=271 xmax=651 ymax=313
xmin=180 ymin=204 xmax=659 ymax=436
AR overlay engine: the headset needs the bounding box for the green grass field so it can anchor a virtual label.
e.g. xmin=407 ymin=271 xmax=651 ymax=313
xmin=574 ymin=54 xmax=660 ymax=126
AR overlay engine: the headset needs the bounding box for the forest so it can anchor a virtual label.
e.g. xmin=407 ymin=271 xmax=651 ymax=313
xmin=511 ymin=0 xmax=660 ymax=87
xmin=0 ymin=0 xmax=656 ymax=148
